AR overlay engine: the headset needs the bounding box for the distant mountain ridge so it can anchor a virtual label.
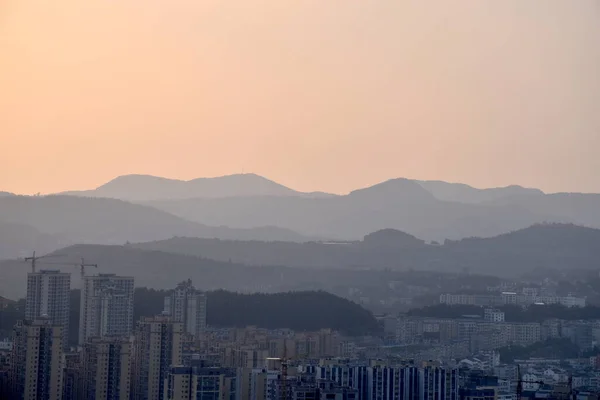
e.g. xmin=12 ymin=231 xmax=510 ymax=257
xmin=145 ymin=177 xmax=556 ymax=241
xmin=58 ymin=173 xmax=336 ymax=201
xmin=0 ymin=224 xmax=597 ymax=299
xmin=5 ymin=173 xmax=600 ymax=242
xmin=416 ymin=180 xmax=544 ymax=204
xmin=129 ymin=223 xmax=600 ymax=276
xmin=0 ymin=195 xmax=314 ymax=259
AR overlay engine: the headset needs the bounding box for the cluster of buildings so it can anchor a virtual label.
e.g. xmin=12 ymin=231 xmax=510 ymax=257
xmin=0 ymin=270 xmax=206 ymax=400
xmin=380 ymin=310 xmax=600 ymax=360
xmin=439 ymin=291 xmax=586 ymax=308
xmin=3 ymin=268 xmax=600 ymax=400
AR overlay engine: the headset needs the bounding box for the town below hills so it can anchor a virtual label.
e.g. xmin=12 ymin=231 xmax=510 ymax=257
xmin=3 ymin=174 xmax=600 ymax=304
xmin=0 ymin=289 xmax=379 ymax=343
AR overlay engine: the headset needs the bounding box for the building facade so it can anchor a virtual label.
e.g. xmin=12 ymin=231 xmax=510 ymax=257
xmin=132 ymin=316 xmax=183 ymax=400
xmin=166 ymin=366 xmax=237 ymax=400
xmin=164 ymin=279 xmax=207 ymax=338
xmin=79 ymin=274 xmax=134 ymax=345
xmin=81 ymin=337 xmax=132 ymax=400
xmin=25 ymin=270 xmax=70 ymax=347
xmin=9 ymin=318 xmax=64 ymax=400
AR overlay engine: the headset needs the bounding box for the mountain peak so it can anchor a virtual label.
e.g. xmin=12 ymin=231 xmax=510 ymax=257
xmin=363 ymin=228 xmax=425 ymax=247
xmin=60 ymin=173 xmax=315 ymax=201
xmin=349 ymin=178 xmax=436 ymax=202
xmin=417 ymin=180 xmax=544 ymax=204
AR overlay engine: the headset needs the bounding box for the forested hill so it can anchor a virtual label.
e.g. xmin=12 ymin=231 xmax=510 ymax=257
xmin=136 ymin=289 xmax=379 ymax=336
xmin=206 ymin=290 xmax=379 ymax=335
xmin=0 ymin=289 xmax=380 ymax=342
xmin=130 ymin=223 xmax=600 ymax=276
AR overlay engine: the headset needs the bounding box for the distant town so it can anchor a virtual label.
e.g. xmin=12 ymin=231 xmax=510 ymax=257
xmin=2 ymin=255 xmax=600 ymax=400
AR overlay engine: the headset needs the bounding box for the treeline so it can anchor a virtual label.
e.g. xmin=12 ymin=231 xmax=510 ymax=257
xmin=407 ymin=304 xmax=600 ymax=322
xmin=0 ymin=288 xmax=379 ymax=345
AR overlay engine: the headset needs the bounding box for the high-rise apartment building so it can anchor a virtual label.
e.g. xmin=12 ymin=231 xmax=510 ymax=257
xmin=81 ymin=337 xmax=132 ymax=400
xmin=315 ymin=364 xmax=458 ymax=400
xmin=62 ymin=352 xmax=83 ymax=400
xmin=132 ymin=316 xmax=183 ymax=400
xmin=166 ymin=366 xmax=237 ymax=400
xmin=25 ymin=270 xmax=70 ymax=347
xmin=164 ymin=279 xmax=207 ymax=338
xmin=9 ymin=318 xmax=64 ymax=400
xmin=79 ymin=274 xmax=134 ymax=345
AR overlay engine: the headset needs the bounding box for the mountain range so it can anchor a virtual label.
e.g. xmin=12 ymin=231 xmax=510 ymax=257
xmin=130 ymin=223 xmax=600 ymax=275
xmin=0 ymin=195 xmax=312 ymax=259
xmin=3 ymin=173 xmax=600 ymax=253
xmin=58 ymin=173 xmax=334 ymax=201
xmin=143 ymin=178 xmax=560 ymax=241
xmin=1 ymin=223 xmax=597 ymax=300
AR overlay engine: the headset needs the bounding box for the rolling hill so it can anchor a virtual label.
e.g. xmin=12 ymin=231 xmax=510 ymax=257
xmin=130 ymin=223 xmax=600 ymax=276
xmin=46 ymin=173 xmax=600 ymax=241
xmin=58 ymin=173 xmax=335 ymax=201
xmin=0 ymin=221 xmax=69 ymax=260
xmin=0 ymin=195 xmax=313 ymax=257
xmin=416 ymin=180 xmax=544 ymax=204
xmin=145 ymin=178 xmax=555 ymax=241
xmin=0 ymin=244 xmax=389 ymax=300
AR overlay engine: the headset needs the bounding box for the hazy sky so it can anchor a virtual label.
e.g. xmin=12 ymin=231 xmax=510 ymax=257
xmin=1 ymin=1 xmax=599 ymax=195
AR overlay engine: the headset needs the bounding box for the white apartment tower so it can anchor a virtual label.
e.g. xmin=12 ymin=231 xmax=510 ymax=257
xmin=163 ymin=279 xmax=207 ymax=338
xmin=9 ymin=318 xmax=64 ymax=400
xmin=79 ymin=274 xmax=134 ymax=345
xmin=131 ymin=316 xmax=183 ymax=400
xmin=25 ymin=270 xmax=70 ymax=347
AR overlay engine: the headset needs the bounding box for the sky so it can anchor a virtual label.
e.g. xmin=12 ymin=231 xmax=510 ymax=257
xmin=1 ymin=0 xmax=599 ymax=195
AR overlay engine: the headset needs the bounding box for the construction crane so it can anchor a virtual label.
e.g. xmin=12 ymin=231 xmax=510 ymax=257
xmin=24 ymin=251 xmax=65 ymax=273
xmin=517 ymin=365 xmax=545 ymax=400
xmin=76 ymin=258 xmax=98 ymax=281
xmin=280 ymin=339 xmax=289 ymax=400
xmin=24 ymin=252 xmax=97 ymax=282
xmin=517 ymin=366 xmax=574 ymax=400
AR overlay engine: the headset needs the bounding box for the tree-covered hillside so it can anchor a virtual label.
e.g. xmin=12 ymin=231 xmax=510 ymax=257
xmin=0 ymin=288 xmax=380 ymax=344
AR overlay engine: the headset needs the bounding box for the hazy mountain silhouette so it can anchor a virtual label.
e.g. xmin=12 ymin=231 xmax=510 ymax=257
xmin=0 ymin=224 xmax=596 ymax=299
xmin=0 ymin=244 xmax=374 ymax=300
xmin=129 ymin=223 xmax=600 ymax=277
xmin=417 ymin=180 xmax=544 ymax=204
xmin=0 ymin=222 xmax=69 ymax=260
xmin=58 ymin=173 xmax=335 ymax=201
xmin=146 ymin=178 xmax=554 ymax=241
xmin=0 ymin=192 xmax=14 ymax=197
xmin=0 ymin=195 xmax=313 ymax=255
xmin=486 ymin=193 xmax=600 ymax=228
xmin=41 ymin=173 xmax=600 ymax=240
xmin=362 ymin=228 xmax=426 ymax=247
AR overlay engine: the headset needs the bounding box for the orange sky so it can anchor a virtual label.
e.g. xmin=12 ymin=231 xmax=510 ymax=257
xmin=1 ymin=0 xmax=599 ymax=195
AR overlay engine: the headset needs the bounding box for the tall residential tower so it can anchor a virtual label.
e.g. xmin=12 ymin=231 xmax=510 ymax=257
xmin=132 ymin=316 xmax=183 ymax=400
xmin=81 ymin=337 xmax=132 ymax=400
xmin=25 ymin=270 xmax=70 ymax=347
xmin=9 ymin=318 xmax=64 ymax=400
xmin=163 ymin=279 xmax=207 ymax=338
xmin=79 ymin=274 xmax=134 ymax=345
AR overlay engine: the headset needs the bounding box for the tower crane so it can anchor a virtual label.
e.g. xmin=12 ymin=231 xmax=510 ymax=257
xmin=280 ymin=339 xmax=289 ymax=400
xmin=24 ymin=252 xmax=98 ymax=282
xmin=517 ymin=365 xmax=544 ymax=400
xmin=76 ymin=258 xmax=98 ymax=281
xmin=24 ymin=251 xmax=65 ymax=273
